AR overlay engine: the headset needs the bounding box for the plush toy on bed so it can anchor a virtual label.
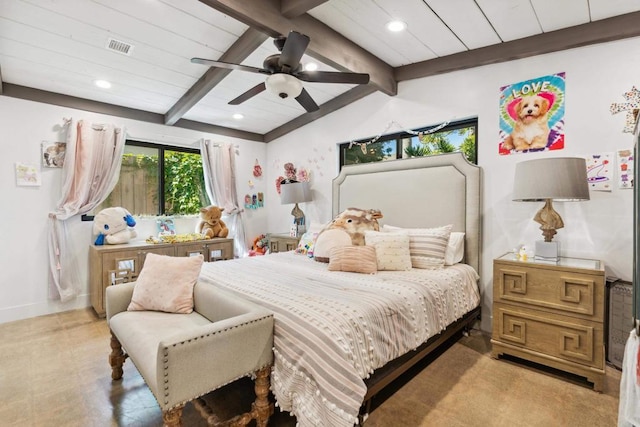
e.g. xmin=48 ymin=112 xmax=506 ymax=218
xmin=248 ymin=234 xmax=268 ymax=256
xmin=93 ymin=207 xmax=137 ymax=245
xmin=313 ymin=208 xmax=383 ymax=262
xmin=196 ymin=205 xmax=229 ymax=238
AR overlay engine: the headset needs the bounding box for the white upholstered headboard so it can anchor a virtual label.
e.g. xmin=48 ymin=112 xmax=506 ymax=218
xmin=332 ymin=152 xmax=482 ymax=274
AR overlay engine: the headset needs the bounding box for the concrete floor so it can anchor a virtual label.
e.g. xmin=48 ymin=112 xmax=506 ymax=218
xmin=0 ymin=308 xmax=622 ymax=426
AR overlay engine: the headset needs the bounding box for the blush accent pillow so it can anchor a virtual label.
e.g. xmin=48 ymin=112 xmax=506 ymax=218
xmin=127 ymin=253 xmax=204 ymax=314
xmin=382 ymin=224 xmax=452 ymax=269
xmin=364 ymin=231 xmax=412 ymax=271
xmin=328 ymin=245 xmax=377 ymax=274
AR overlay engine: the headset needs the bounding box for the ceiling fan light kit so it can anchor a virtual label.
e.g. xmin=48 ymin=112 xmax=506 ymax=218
xmin=266 ymin=73 xmax=303 ymax=99
xmin=191 ymin=30 xmax=370 ymax=113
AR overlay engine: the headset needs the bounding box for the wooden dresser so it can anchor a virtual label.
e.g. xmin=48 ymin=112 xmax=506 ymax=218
xmin=89 ymin=238 xmax=233 ymax=317
xmin=267 ymin=233 xmax=300 ymax=253
xmin=491 ymin=253 xmax=606 ymax=391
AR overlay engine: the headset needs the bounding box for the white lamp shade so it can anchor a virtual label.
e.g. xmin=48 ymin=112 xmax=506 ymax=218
xmin=280 ymin=181 xmax=311 ymax=204
xmin=513 ymin=157 xmax=590 ymax=202
xmin=265 ymin=73 xmax=303 ymax=99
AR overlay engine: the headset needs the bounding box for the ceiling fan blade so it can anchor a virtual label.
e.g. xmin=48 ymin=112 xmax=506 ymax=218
xmin=296 ymin=70 xmax=370 ymax=85
xmin=278 ymin=31 xmax=310 ymax=71
xmin=229 ymin=82 xmax=266 ymax=105
xmin=191 ymin=58 xmax=269 ymax=75
xmin=295 ymin=88 xmax=319 ymax=112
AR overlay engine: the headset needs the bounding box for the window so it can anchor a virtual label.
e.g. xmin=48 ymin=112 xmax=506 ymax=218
xmin=95 ymin=140 xmax=209 ymax=216
xmin=339 ymin=118 xmax=477 ymax=169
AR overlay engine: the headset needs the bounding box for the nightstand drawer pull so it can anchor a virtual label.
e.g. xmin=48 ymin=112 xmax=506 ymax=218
xmin=504 ymin=270 xmax=527 ymax=294
xmin=559 ymin=278 xmax=595 ymax=315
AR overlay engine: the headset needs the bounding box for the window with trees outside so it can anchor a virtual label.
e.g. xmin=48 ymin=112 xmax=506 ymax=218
xmin=94 ymin=140 xmax=210 ymax=216
xmin=338 ymin=118 xmax=477 ymax=170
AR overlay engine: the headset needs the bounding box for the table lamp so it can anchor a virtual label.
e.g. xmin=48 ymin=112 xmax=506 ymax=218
xmin=280 ymin=181 xmax=312 ymax=235
xmin=512 ymin=157 xmax=590 ymax=261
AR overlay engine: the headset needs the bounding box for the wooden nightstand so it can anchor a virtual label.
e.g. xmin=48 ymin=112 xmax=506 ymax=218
xmin=491 ymin=252 xmax=606 ymax=391
xmin=267 ymin=234 xmax=300 ymax=253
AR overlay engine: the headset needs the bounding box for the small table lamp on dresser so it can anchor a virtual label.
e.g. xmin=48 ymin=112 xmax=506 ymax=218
xmin=280 ymin=181 xmax=312 ymax=236
xmin=512 ymin=157 xmax=590 ymax=261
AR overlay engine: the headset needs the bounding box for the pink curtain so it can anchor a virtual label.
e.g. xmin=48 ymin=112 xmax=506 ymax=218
xmin=48 ymin=120 xmax=125 ymax=301
xmin=200 ymin=140 xmax=247 ymax=257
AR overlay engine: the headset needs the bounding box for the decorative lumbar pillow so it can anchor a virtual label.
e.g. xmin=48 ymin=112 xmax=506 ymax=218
xmin=328 ymin=245 xmax=377 ymax=274
xmin=382 ymin=224 xmax=452 ymax=269
xmin=364 ymin=231 xmax=412 ymax=271
xmin=127 ymin=253 xmax=204 ymax=314
xmin=313 ymin=229 xmax=352 ymax=262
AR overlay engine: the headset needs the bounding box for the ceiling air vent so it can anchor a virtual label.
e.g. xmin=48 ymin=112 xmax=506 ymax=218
xmin=106 ymin=38 xmax=134 ymax=56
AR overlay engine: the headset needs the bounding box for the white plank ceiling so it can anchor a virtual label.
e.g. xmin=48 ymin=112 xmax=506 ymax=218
xmin=1 ymin=0 xmax=639 ymax=141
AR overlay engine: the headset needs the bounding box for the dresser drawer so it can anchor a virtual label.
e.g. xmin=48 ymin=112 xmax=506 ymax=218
xmin=494 ymin=262 xmax=605 ymax=321
xmin=493 ymin=302 xmax=604 ymax=369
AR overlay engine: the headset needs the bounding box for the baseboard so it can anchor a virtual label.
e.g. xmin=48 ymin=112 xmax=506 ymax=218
xmin=0 ymin=293 xmax=91 ymax=325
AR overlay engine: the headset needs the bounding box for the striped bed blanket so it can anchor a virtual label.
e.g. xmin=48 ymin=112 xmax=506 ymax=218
xmin=198 ymin=252 xmax=480 ymax=427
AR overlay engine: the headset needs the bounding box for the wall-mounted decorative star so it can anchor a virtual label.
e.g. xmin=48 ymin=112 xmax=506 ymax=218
xmin=610 ymin=86 xmax=640 ymax=133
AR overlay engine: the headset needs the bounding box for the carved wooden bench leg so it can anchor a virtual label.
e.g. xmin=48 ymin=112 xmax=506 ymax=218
xmin=193 ymin=365 xmax=274 ymax=427
xmin=162 ymin=404 xmax=184 ymax=427
xmin=251 ymin=365 xmax=273 ymax=427
xmin=109 ymin=330 xmax=128 ymax=380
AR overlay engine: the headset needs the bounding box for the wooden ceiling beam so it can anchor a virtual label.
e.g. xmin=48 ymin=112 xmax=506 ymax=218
xmin=2 ymin=83 xmax=264 ymax=142
xmin=198 ymin=0 xmax=397 ymax=96
xmin=164 ymin=28 xmax=268 ymax=126
xmin=280 ymin=0 xmax=328 ymax=18
xmin=396 ymin=11 xmax=640 ymax=82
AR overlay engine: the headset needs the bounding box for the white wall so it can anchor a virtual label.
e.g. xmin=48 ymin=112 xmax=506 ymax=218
xmin=0 ymin=97 xmax=268 ymax=323
xmin=266 ymin=37 xmax=640 ymax=332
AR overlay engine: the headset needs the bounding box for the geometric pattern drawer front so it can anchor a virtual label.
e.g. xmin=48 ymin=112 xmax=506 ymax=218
xmin=496 ymin=266 xmax=598 ymax=318
xmin=494 ymin=306 xmax=598 ymax=366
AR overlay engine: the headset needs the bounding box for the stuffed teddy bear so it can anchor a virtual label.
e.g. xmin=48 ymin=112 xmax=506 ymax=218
xmin=196 ymin=205 xmax=229 ymax=238
xmin=313 ymin=208 xmax=383 ymax=262
xmin=93 ymin=207 xmax=137 ymax=245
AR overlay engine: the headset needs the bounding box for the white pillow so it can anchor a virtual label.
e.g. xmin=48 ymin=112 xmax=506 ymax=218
xmin=382 ymin=224 xmax=454 ymax=269
xmin=445 ymin=232 xmax=465 ymax=265
xmin=364 ymin=231 xmax=412 ymax=271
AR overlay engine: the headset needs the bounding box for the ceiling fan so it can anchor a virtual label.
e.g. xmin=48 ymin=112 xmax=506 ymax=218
xmin=191 ymin=31 xmax=370 ymax=113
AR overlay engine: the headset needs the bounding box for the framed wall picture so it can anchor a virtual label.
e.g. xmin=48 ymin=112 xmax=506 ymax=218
xmin=41 ymin=141 xmax=66 ymax=168
xmin=15 ymin=162 xmax=41 ymax=186
xmin=499 ymin=72 xmax=566 ymax=155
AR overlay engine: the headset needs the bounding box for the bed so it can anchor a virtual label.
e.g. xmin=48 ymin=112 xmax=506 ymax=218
xmin=198 ymin=152 xmax=482 ymax=426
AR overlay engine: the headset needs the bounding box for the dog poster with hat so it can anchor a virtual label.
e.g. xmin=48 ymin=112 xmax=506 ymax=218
xmin=499 ymin=72 xmax=565 ymax=155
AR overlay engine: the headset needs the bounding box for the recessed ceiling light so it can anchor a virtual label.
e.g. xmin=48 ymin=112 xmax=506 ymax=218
xmin=232 ymin=113 xmax=244 ymax=120
xmin=94 ymin=79 xmax=111 ymax=89
xmin=304 ymin=62 xmax=318 ymax=71
xmin=386 ymin=20 xmax=407 ymax=32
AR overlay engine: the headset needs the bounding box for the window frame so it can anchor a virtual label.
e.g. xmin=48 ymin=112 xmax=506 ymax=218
xmin=83 ymin=140 xmax=205 ymax=220
xmin=338 ymin=117 xmax=478 ymax=170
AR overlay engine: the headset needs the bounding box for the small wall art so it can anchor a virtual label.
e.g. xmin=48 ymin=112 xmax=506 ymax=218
xmin=499 ymin=72 xmax=566 ymax=155
xmin=41 ymin=141 xmax=66 ymax=168
xmin=585 ymin=152 xmax=613 ymax=192
xmin=15 ymin=162 xmax=41 ymax=186
xmin=617 ymin=149 xmax=634 ymax=189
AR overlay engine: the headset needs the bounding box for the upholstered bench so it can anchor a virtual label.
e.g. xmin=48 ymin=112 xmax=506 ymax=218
xmin=106 ymin=280 xmax=274 ymax=427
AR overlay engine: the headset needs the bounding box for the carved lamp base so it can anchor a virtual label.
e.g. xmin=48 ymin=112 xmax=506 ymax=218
xmin=533 ymin=199 xmax=564 ymax=243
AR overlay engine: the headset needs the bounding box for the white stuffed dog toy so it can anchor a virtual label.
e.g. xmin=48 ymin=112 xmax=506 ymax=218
xmin=93 ymin=207 xmax=137 ymax=245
